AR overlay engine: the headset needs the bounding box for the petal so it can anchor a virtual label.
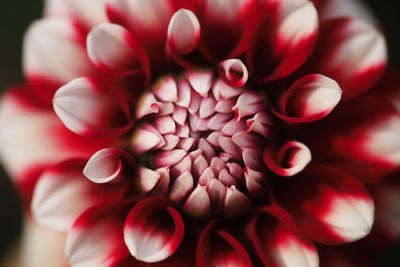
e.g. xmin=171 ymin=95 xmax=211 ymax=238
xmin=131 ymin=127 xmax=163 ymax=154
xmin=247 ymin=0 xmax=318 ymax=82
xmin=197 ymin=220 xmax=253 ymax=267
xmin=196 ymin=0 xmax=257 ymax=61
xmin=218 ymin=59 xmax=249 ymax=87
xmin=83 ymin=148 xmax=134 ymax=183
xmin=169 ymin=171 xmax=194 ymax=203
xmin=44 ymin=0 xmax=108 ymax=27
xmin=66 ymin=202 xmax=133 ymax=267
xmin=167 ymin=9 xmax=200 ymax=55
xmin=249 ymin=206 xmax=319 ymax=267
xmin=224 ymin=186 xmax=251 ymax=217
xmin=272 ymin=164 xmax=375 ymax=244
xmin=186 ymin=70 xmax=213 ymax=97
xmin=317 ymin=0 xmax=376 ymax=24
xmin=183 ymin=184 xmax=211 ymax=218
xmin=31 ymin=159 xmax=126 ymax=231
xmin=153 ymin=76 xmax=178 ymax=102
xmin=306 ymin=18 xmax=387 ymax=99
xmin=273 ymin=74 xmax=342 ymax=123
xmin=53 ymin=77 xmax=133 ymax=137
xmin=0 ymin=86 xmax=111 ymax=201
xmin=23 ymin=18 xmax=94 ymax=103
xmin=124 ymin=197 xmax=184 ymax=263
xmin=106 ymin=0 xmax=178 ymax=56
xmin=154 ymin=149 xmax=187 ymax=168
xmin=87 ymin=23 xmax=149 ymax=76
xmin=264 ymin=141 xmax=311 ymax=177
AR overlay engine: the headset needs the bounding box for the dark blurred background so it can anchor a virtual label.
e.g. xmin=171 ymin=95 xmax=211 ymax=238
xmin=0 ymin=0 xmax=399 ymax=266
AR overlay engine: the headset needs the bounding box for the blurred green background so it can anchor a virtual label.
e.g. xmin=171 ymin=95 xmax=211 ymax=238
xmin=0 ymin=0 xmax=399 ymax=266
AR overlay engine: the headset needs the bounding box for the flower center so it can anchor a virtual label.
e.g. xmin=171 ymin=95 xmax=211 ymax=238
xmin=131 ymin=70 xmax=273 ymax=218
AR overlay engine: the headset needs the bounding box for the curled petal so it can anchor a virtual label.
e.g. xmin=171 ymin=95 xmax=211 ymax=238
xmin=264 ymin=141 xmax=312 ymax=177
xmin=66 ymin=202 xmax=133 ymax=267
xmin=53 ymin=77 xmax=133 ymax=137
xmin=249 ymin=206 xmax=319 ymax=267
xmin=218 ymin=59 xmax=249 ymax=87
xmin=168 ymin=9 xmax=200 ymax=55
xmin=106 ymin=0 xmax=178 ymax=56
xmin=197 ymin=220 xmax=253 ymax=267
xmin=31 ymin=159 xmax=126 ymax=231
xmin=124 ymin=197 xmax=184 ymax=263
xmin=247 ymin=0 xmax=318 ymax=82
xmin=0 ymin=86 xmax=111 ymax=200
xmin=307 ymin=18 xmax=387 ymax=99
xmin=273 ymin=74 xmax=342 ymax=123
xmin=87 ymin=23 xmax=149 ymax=78
xmin=83 ymin=148 xmax=134 ymax=183
xmin=23 ymin=18 xmax=94 ymax=103
xmin=272 ymin=164 xmax=375 ymax=244
xmin=44 ymin=0 xmax=108 ymax=27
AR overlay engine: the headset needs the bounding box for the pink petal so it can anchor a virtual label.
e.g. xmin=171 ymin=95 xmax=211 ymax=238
xmin=221 ymin=119 xmax=247 ymax=136
xmin=138 ymin=167 xmax=161 ymax=193
xmin=247 ymin=0 xmax=318 ymax=82
xmin=153 ymin=75 xmax=178 ymax=102
xmin=172 ymin=105 xmax=187 ymax=125
xmin=53 ymin=77 xmax=132 ymax=137
xmin=233 ymin=91 xmax=265 ymax=120
xmin=83 ymin=148 xmax=134 ymax=184
xmin=193 ymin=155 xmax=208 ymax=179
xmin=161 ymin=134 xmax=180 ymax=150
xmin=168 ymin=9 xmax=200 ymax=55
xmin=219 ymin=136 xmax=242 ymax=161
xmin=23 ymin=18 xmax=94 ymax=103
xmin=199 ymin=95 xmax=217 ymax=118
xmin=124 ymin=197 xmax=184 ymax=262
xmin=224 ymin=186 xmax=250 ymax=217
xmin=209 ymin=113 xmax=233 ymax=131
xmin=171 ymin=155 xmax=192 ymax=178
xmin=232 ymin=131 xmax=264 ymax=149
xmin=306 ymin=18 xmax=387 ymax=99
xmin=186 ymin=70 xmax=213 ymax=97
xmin=198 ymin=167 xmax=215 ymax=186
xmin=246 ymin=112 xmax=272 ymax=138
xmin=131 ymin=128 xmax=162 ymax=154
xmin=219 ymin=59 xmax=249 ymax=87
xmin=207 ymin=178 xmax=226 ymax=209
xmin=215 ymin=98 xmax=236 ymax=113
xmin=210 ymin=157 xmax=225 ymax=174
xmin=176 ymin=78 xmax=192 ymax=108
xmin=198 ymin=138 xmax=216 ymax=161
xmin=183 ymin=185 xmax=211 ymax=218
xmin=177 ymin=138 xmax=195 ymax=151
xmin=264 ymin=141 xmax=312 ymax=177
xmin=154 ymin=149 xmax=187 ymax=168
xmin=197 ymin=220 xmax=253 ymax=267
xmin=154 ymin=116 xmax=176 ymax=134
xmin=214 ymin=79 xmax=244 ymax=99
xmin=206 ymin=131 xmax=224 ymax=147
xmin=169 ymin=171 xmax=194 ymax=203
xmin=218 ymin=169 xmax=238 ymax=187
xmin=66 ymin=202 xmax=132 ymax=267
xmin=226 ymin=162 xmax=244 ymax=180
xmin=249 ymin=206 xmax=319 ymax=267
xmin=272 ymin=164 xmax=374 ymax=244
xmin=136 ymin=92 xmax=160 ymax=119
xmin=244 ymin=168 xmax=267 ymax=196
xmin=31 ymin=159 xmax=125 ymax=231
xmin=242 ymin=148 xmax=264 ymax=170
xmin=274 ymin=74 xmax=342 ymax=123
xmin=87 ymin=23 xmax=149 ymax=76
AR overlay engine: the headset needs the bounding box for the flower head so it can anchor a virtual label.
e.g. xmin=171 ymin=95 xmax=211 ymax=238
xmin=0 ymin=0 xmax=395 ymax=266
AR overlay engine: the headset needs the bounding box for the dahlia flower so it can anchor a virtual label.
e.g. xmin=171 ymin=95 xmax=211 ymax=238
xmin=0 ymin=0 xmax=395 ymax=266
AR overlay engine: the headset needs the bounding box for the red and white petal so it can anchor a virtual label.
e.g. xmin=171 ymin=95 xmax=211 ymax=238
xmin=249 ymin=206 xmax=319 ymax=267
xmin=20 ymin=219 xmax=68 ymax=267
xmin=44 ymin=0 xmax=108 ymax=28
xmin=218 ymin=59 xmax=249 ymax=87
xmin=0 ymin=86 xmax=111 ymax=201
xmin=272 ymin=164 xmax=374 ymax=244
xmin=53 ymin=77 xmax=133 ymax=137
xmin=124 ymin=197 xmax=184 ymax=263
xmin=264 ymin=141 xmax=311 ymax=177
xmin=83 ymin=148 xmax=134 ymax=184
xmin=106 ymin=0 xmax=179 ymax=56
xmin=66 ymin=202 xmax=132 ymax=267
xmin=247 ymin=0 xmax=318 ymax=82
xmin=168 ymin=9 xmax=200 ymax=55
xmin=23 ymin=18 xmax=94 ymax=103
xmin=87 ymin=23 xmax=149 ymax=76
xmin=197 ymin=220 xmax=253 ymax=267
xmin=317 ymin=0 xmax=376 ymax=24
xmin=196 ymin=0 xmax=257 ymax=61
xmin=31 ymin=159 xmax=126 ymax=231
xmin=273 ymin=74 xmax=342 ymax=123
xmin=307 ymin=18 xmax=387 ymax=100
